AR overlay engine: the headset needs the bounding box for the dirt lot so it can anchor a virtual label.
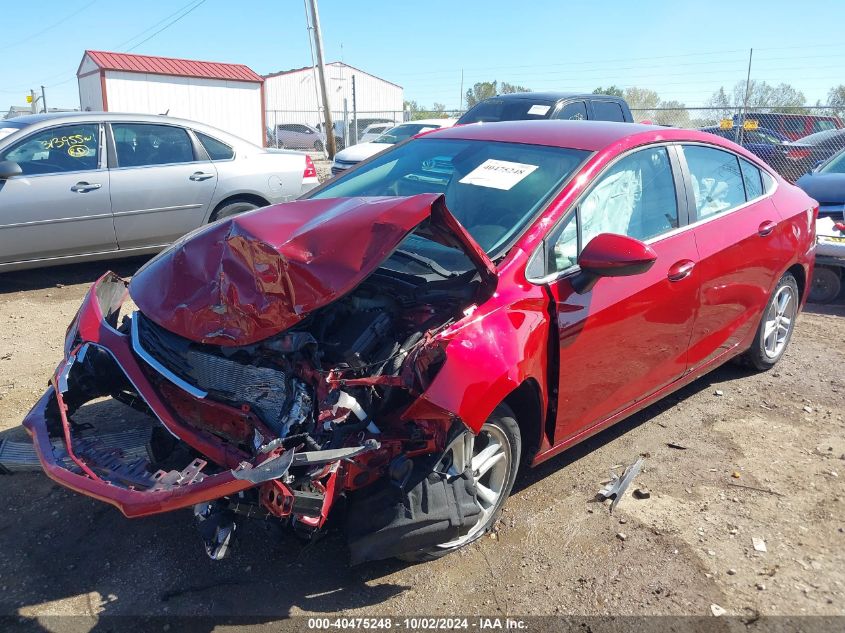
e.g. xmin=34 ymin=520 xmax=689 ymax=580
xmin=0 ymin=258 xmax=843 ymax=628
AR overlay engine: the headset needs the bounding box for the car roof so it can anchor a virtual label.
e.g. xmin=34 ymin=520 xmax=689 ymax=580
xmin=484 ymin=91 xmax=621 ymax=102
xmin=428 ymin=120 xmax=724 ymax=152
xmin=399 ymin=118 xmax=457 ymax=126
xmin=0 ymin=111 xmax=257 ymax=148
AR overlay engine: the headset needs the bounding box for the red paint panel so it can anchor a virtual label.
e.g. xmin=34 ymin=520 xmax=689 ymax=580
xmin=130 ymin=195 xmax=452 ymax=346
xmin=548 ymin=230 xmax=700 ymax=444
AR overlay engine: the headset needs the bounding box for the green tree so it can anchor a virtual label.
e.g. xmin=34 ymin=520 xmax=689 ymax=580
xmin=465 ymin=81 xmax=498 ymax=108
xmin=593 ymin=85 xmax=625 ymax=98
xmin=705 ymin=86 xmax=733 ymax=124
xmin=500 ymin=82 xmax=531 ymax=95
xmin=827 ymin=85 xmax=845 ymax=117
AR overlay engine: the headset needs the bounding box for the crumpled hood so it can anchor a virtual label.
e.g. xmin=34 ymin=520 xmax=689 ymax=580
xmin=129 ymin=194 xmax=495 ymax=346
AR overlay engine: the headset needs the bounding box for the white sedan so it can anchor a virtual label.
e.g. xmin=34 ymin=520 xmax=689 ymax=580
xmin=331 ymin=118 xmax=457 ymax=176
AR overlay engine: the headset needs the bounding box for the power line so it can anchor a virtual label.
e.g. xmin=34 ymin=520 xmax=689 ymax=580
xmin=125 ymin=0 xmax=208 ymax=53
xmin=0 ymin=0 xmax=98 ymax=52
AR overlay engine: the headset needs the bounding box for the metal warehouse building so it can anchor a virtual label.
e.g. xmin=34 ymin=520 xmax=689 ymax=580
xmin=263 ymin=62 xmax=403 ymax=128
xmin=77 ymin=50 xmax=265 ymax=146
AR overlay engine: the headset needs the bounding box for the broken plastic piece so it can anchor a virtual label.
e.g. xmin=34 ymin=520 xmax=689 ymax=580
xmin=231 ymin=450 xmax=296 ymax=484
xmin=597 ymin=457 xmax=645 ymax=512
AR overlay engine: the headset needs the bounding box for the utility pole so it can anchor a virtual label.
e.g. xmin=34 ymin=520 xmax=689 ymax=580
xmin=740 ymin=48 xmax=753 ymax=145
xmin=29 ymin=90 xmax=38 ymax=114
xmin=40 ymin=86 xmax=47 ymax=114
xmin=308 ymin=0 xmax=336 ymax=157
xmin=351 ymin=75 xmax=358 ymax=146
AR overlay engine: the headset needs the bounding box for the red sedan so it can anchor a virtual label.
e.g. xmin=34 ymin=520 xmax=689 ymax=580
xmin=23 ymin=121 xmax=816 ymax=563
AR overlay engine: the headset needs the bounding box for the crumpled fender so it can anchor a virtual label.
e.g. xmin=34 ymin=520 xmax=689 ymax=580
xmin=406 ymin=288 xmax=551 ymax=434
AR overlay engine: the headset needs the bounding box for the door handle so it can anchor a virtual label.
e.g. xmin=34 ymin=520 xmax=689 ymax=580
xmin=70 ymin=182 xmax=101 ymax=193
xmin=667 ymin=259 xmax=695 ymax=282
xmin=758 ymin=220 xmax=776 ymax=236
xmin=189 ymin=172 xmax=215 ymax=182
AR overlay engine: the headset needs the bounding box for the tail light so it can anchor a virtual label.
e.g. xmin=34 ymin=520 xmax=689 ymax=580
xmin=303 ymin=155 xmax=317 ymax=179
xmin=786 ymin=148 xmax=812 ymax=160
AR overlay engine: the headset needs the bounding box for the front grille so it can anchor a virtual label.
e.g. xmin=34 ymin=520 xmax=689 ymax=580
xmin=132 ymin=312 xmax=291 ymax=429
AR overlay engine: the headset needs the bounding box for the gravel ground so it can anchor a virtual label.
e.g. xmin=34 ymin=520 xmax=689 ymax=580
xmin=0 ymin=255 xmax=843 ymax=626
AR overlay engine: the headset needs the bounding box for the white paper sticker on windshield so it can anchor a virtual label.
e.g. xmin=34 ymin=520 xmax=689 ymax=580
xmin=527 ymin=104 xmax=551 ymax=116
xmin=459 ymin=159 xmax=538 ymax=190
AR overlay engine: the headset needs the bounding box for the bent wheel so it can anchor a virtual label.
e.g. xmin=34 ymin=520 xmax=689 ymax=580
xmin=399 ymin=404 xmax=521 ymax=562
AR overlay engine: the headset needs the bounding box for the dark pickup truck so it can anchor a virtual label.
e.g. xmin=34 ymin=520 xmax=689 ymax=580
xmin=457 ymin=91 xmax=634 ymax=125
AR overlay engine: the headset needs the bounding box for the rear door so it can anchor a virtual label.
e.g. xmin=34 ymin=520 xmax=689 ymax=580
xmin=679 ymin=144 xmax=785 ymax=368
xmin=539 ymin=145 xmax=700 ymax=444
xmin=108 ymin=122 xmax=218 ymax=250
xmin=0 ymin=122 xmax=115 ymax=265
xmin=552 ymin=101 xmax=588 ymax=121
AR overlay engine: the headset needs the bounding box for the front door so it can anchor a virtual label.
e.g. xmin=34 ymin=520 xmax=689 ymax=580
xmin=0 ymin=122 xmax=115 ymax=265
xmin=108 ymin=122 xmax=218 ymax=250
xmin=542 ymin=145 xmax=700 ymax=444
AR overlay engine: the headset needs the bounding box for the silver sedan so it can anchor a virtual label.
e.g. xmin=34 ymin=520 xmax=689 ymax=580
xmin=0 ymin=112 xmax=319 ymax=272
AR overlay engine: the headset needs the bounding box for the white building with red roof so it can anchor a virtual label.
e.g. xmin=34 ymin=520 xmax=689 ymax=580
xmin=77 ymin=50 xmax=265 ymax=145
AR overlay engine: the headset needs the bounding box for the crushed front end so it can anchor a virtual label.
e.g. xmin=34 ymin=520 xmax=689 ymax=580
xmin=23 ymin=250 xmax=485 ymax=561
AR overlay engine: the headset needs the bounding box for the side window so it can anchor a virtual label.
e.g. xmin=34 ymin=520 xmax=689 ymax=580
xmin=555 ymin=101 xmax=587 ymax=121
xmin=592 ymin=101 xmax=626 ymax=122
xmin=581 ymin=146 xmax=678 ymax=244
xmin=739 ymin=158 xmax=764 ymax=199
xmin=782 ymin=118 xmax=805 ymax=136
xmin=761 ymin=170 xmax=776 ymax=193
xmin=196 ymin=132 xmax=234 ymax=160
xmin=546 ymin=212 xmax=579 ymax=275
xmin=112 ymin=124 xmax=195 ymax=167
xmin=682 ymin=145 xmax=746 ymax=219
xmin=2 ymin=124 xmax=99 ymax=175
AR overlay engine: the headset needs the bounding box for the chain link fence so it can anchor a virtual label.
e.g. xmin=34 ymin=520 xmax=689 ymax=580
xmin=266 ymin=104 xmax=845 ymax=186
xmin=631 ymin=106 xmax=844 ymax=183
xmin=265 ymin=109 xmax=406 ymax=153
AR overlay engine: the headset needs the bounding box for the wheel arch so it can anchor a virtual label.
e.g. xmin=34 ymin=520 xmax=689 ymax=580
xmin=209 ymin=193 xmax=271 ymax=222
xmin=501 ymin=378 xmax=545 ymax=467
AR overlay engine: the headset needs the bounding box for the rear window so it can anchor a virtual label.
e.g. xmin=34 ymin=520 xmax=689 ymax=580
xmin=592 ymin=101 xmax=626 ymax=122
xmin=813 ymin=119 xmax=837 ymax=133
xmin=739 ymin=158 xmax=764 ymax=199
xmin=458 ymin=99 xmax=555 ymax=124
xmin=196 ymin=132 xmax=234 ymax=160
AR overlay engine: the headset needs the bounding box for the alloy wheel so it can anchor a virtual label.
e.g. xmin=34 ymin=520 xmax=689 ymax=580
xmin=437 ymin=424 xmax=511 ymax=548
xmin=763 ymin=284 xmax=797 ymax=359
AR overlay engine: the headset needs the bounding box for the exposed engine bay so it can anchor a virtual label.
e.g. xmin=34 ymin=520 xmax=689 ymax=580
xmin=22 ymin=194 xmax=504 ymax=563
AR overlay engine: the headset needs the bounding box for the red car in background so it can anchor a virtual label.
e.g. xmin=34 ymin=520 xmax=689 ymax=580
xmin=23 ymin=121 xmax=816 ymax=563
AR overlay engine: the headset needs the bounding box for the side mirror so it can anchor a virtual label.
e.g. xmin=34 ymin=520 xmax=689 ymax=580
xmin=573 ymin=233 xmax=657 ymax=294
xmin=0 ymin=160 xmax=22 ymax=180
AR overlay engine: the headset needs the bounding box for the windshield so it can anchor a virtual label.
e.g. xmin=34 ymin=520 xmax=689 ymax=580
xmin=820 ymin=149 xmax=845 ymax=174
xmin=374 ymin=123 xmax=443 ymax=145
xmin=459 ymin=99 xmax=556 ymax=124
xmin=310 ymin=137 xmax=588 ymax=274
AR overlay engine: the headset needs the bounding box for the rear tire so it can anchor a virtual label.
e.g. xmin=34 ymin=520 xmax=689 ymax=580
xmin=398 ymin=404 xmax=521 ymax=562
xmin=809 ymin=266 xmax=841 ymax=304
xmin=742 ymin=273 xmax=799 ymax=371
xmin=209 ymin=199 xmax=260 ymax=222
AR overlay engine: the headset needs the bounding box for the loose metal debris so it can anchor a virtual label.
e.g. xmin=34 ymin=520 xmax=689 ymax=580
xmin=598 ymin=456 xmax=645 ymax=512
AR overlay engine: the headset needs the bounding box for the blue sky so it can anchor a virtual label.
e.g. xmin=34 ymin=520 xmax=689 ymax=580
xmin=2 ymin=0 xmax=844 ymax=111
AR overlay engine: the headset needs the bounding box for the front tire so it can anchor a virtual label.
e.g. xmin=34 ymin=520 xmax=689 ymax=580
xmin=742 ymin=273 xmax=799 ymax=371
xmin=399 ymin=404 xmax=521 ymax=562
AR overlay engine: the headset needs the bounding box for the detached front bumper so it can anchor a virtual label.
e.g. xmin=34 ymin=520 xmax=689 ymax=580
xmin=20 ymin=272 xmax=334 ymax=520
xmin=23 ymin=389 xmax=256 ymax=518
